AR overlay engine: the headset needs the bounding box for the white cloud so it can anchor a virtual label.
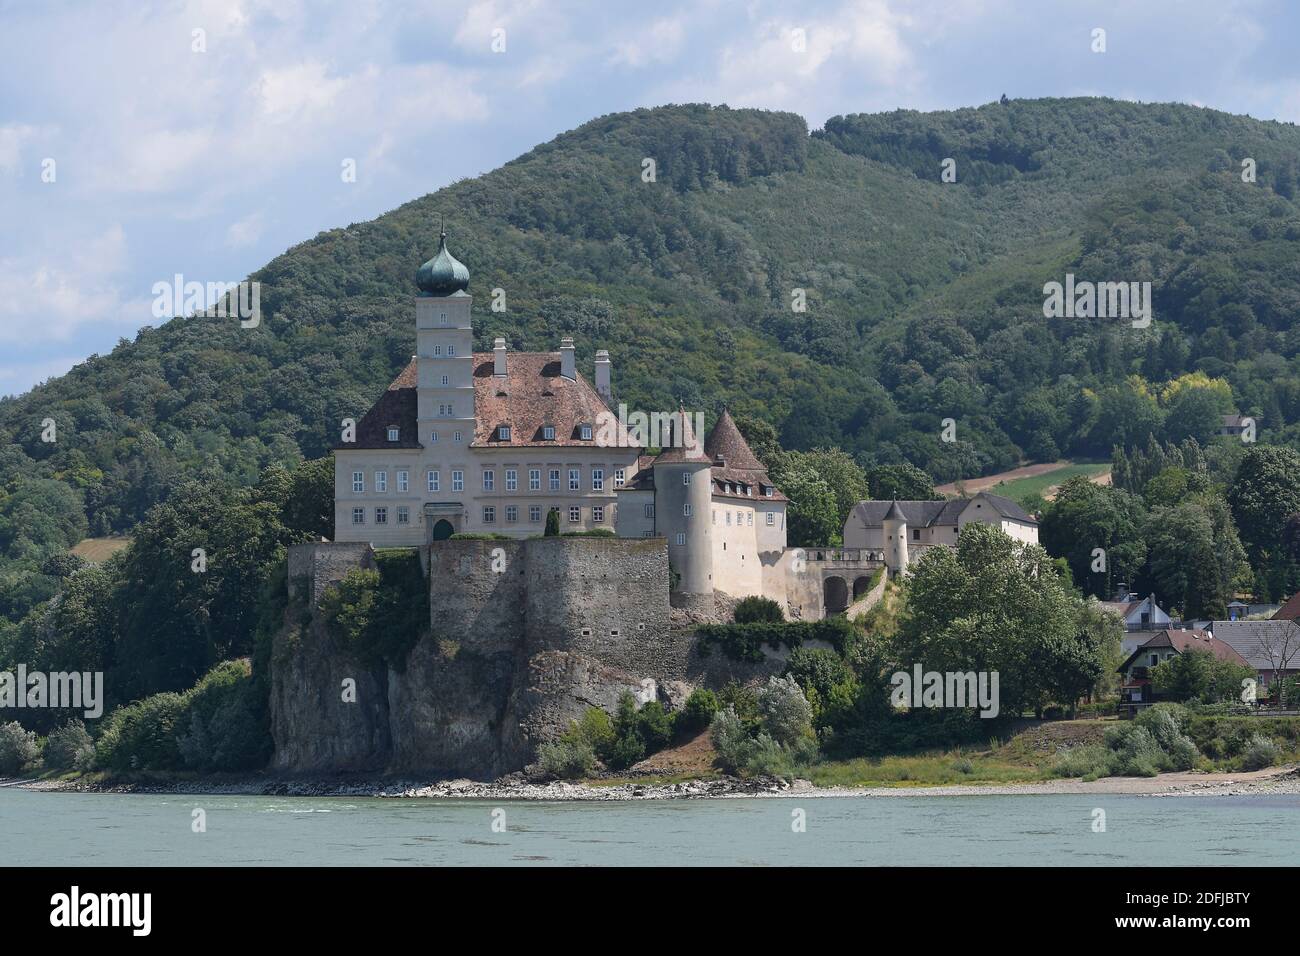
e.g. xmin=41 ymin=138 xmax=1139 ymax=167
xmin=225 ymin=212 xmax=265 ymax=248
xmin=610 ymin=18 xmax=686 ymax=68
xmin=0 ymin=124 xmax=40 ymax=174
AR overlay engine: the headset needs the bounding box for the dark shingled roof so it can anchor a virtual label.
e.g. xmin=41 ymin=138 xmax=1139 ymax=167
xmin=338 ymin=352 xmax=639 ymax=451
xmin=850 ymin=492 xmax=1036 ymax=529
xmin=336 ymin=358 xmax=422 ymax=450
xmin=623 ymin=412 xmax=788 ymax=502
xmin=1211 ymin=621 xmax=1300 ymax=671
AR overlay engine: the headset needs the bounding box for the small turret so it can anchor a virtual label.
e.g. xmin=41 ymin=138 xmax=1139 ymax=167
xmin=882 ymin=500 xmax=909 ymax=576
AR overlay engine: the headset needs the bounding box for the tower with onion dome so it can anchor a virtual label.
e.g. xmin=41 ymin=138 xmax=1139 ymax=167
xmin=415 ymin=228 xmax=475 ymax=456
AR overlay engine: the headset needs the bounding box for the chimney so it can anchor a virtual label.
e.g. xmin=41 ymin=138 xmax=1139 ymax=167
xmin=560 ymin=336 xmax=576 ymax=380
xmin=594 ymin=349 xmax=611 ymax=400
xmin=493 ymin=337 xmax=507 ymax=376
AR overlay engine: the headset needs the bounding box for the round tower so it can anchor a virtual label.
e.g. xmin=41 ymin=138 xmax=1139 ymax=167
xmin=883 ymin=500 xmax=909 ymax=577
xmin=652 ymin=407 xmax=713 ymax=600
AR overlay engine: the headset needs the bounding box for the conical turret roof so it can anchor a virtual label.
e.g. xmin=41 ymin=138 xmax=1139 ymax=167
xmin=652 ymin=406 xmax=710 ymax=464
xmin=704 ymin=408 xmax=765 ymax=470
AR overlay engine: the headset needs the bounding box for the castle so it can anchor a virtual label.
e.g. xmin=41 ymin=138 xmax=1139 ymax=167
xmin=332 ymin=231 xmax=806 ymax=610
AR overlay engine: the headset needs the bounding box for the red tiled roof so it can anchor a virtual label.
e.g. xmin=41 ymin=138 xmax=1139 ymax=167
xmin=705 ymin=409 xmax=765 ymax=471
xmin=1272 ymin=592 xmax=1300 ymax=621
xmin=470 ymin=351 xmax=636 ymax=448
xmin=338 ymin=352 xmax=641 ymax=452
xmin=1118 ymin=628 xmax=1249 ymax=673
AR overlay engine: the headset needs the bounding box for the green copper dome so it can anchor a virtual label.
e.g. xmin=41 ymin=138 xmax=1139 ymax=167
xmin=416 ymin=229 xmax=469 ymax=296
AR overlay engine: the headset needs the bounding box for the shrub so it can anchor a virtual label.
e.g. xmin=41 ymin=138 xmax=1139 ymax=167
xmin=94 ymin=692 xmax=188 ymax=772
xmin=952 ymin=757 xmax=975 ymax=775
xmin=678 ymin=689 xmax=720 ymax=733
xmin=544 ymin=509 xmax=560 ymax=536
xmin=733 ymin=596 xmax=783 ymax=624
xmin=560 ymin=529 xmax=616 ymax=537
xmin=757 ymin=675 xmax=813 ymax=747
xmin=0 ymin=721 xmax=40 ymax=775
xmin=1240 ymin=733 xmax=1280 ymax=770
xmin=636 ymin=701 xmax=675 ymax=750
xmin=710 ymin=707 xmax=751 ymax=774
xmin=43 ymin=720 xmax=95 ymax=771
xmin=448 ymin=532 xmax=511 ymax=540
xmin=538 ymin=739 xmax=597 ymax=779
xmin=175 ymin=660 xmax=271 ymax=773
xmin=1053 ymin=742 xmax=1113 ymax=779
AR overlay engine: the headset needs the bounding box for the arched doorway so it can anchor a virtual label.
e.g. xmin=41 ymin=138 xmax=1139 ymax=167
xmin=431 ymin=519 xmax=454 ymax=541
xmin=852 ymin=575 xmax=873 ymax=599
xmin=824 ymin=576 xmax=848 ymax=615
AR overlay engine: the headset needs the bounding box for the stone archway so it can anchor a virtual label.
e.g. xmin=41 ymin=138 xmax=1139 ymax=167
xmin=431 ymin=518 xmax=455 ymax=541
xmin=852 ymin=575 xmax=874 ymax=599
xmin=824 ymin=576 xmax=849 ymax=615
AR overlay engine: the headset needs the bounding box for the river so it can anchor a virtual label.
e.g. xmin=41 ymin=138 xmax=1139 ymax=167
xmin=2 ymin=787 xmax=1296 ymax=865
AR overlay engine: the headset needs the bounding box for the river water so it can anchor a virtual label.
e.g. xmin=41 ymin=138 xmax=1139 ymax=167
xmin=2 ymin=787 xmax=1294 ymax=866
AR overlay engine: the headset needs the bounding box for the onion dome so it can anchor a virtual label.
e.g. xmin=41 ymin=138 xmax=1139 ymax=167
xmin=416 ymin=228 xmax=469 ymax=296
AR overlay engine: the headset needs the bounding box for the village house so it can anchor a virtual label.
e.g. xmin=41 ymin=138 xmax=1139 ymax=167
xmin=1209 ymin=620 xmax=1300 ymax=698
xmin=1116 ymin=629 xmax=1250 ymax=717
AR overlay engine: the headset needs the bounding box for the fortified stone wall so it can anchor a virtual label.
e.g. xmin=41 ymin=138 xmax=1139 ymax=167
xmin=271 ymin=537 xmax=779 ymax=778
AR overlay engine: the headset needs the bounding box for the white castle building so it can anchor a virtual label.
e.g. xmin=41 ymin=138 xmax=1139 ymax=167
xmin=333 ymin=231 xmax=791 ymax=606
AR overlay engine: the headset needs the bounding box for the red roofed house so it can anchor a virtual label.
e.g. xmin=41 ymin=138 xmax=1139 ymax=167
xmin=1116 ymin=629 xmax=1250 ymax=717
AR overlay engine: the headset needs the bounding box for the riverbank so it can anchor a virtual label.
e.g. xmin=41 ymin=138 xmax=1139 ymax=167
xmin=7 ymin=763 xmax=1298 ymax=800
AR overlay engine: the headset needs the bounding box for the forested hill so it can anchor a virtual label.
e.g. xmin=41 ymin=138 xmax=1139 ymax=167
xmin=6 ymin=98 xmax=1300 ymax=586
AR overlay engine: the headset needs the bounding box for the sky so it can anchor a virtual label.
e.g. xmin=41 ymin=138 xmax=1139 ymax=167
xmin=2 ymin=0 xmax=1299 ymax=397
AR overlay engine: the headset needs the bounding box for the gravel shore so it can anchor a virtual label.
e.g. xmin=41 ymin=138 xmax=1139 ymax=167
xmin=8 ymin=764 xmax=1298 ymax=800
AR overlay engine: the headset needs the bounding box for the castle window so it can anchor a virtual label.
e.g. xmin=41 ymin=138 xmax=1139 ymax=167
xmin=397 ymin=470 xmax=409 ymax=492
xmin=441 ymin=375 xmax=449 ymax=386
xmin=498 ymin=425 xmax=511 ymax=441
xmin=675 ymin=533 xmax=685 ymax=546
xmin=615 ymin=468 xmax=625 ymax=488
xmin=593 ymin=506 xmax=604 ymax=523
xmin=683 ymin=504 xmax=692 ymax=517
xmin=591 ymin=468 xmax=604 ymax=491
xmin=569 ymin=468 xmax=580 ymax=491
xmin=387 ymin=427 xmax=400 ymax=442
xmin=912 ymin=529 xmax=920 ymax=541
xmin=439 ymin=312 xmax=447 ymax=325
xmin=712 ymin=510 xmax=717 ymax=524
xmin=569 ymin=506 xmax=581 ymax=523
xmin=645 ymin=504 xmax=654 ymax=519
xmin=529 ymin=469 xmax=541 ymax=491
xmin=506 ymin=505 xmax=518 ymax=522
xmin=683 ymin=473 xmax=691 ymax=485
xmin=643 ymin=531 xmax=654 ymax=538
xmin=726 ymin=511 xmax=731 ymax=526
xmin=543 ymin=425 xmax=555 ymax=440
xmin=766 ymin=512 xmax=775 ymax=526
xmin=352 ymin=507 xmax=364 ymax=525
xmin=454 ymin=431 xmax=463 ymax=442
xmin=397 ymin=506 xmax=410 ymax=524
xmin=452 ymin=470 xmax=464 ymax=492
xmin=447 ymin=345 xmax=456 ymax=356
xmin=483 ymin=506 xmax=495 ymax=523
xmin=375 ymin=471 xmax=387 ymax=493
xmin=748 ymin=512 xmax=753 ymax=526
xmin=427 ymin=470 xmax=439 ymax=492
xmin=529 ymin=505 xmax=542 ymax=522
xmin=765 ymin=486 xmax=773 ymax=497
xmin=549 ymin=469 xmax=560 ymax=490
xmin=580 ymin=424 xmax=593 ymax=441
xmin=483 ymin=470 xmax=494 ymax=491
xmin=506 ymin=469 xmax=518 ymax=491
xmin=430 ymin=431 xmax=439 ymax=443
xmin=434 ymin=345 xmax=442 ymax=356
xmin=375 ymin=507 xmax=388 ymax=525
xmin=352 ymin=472 xmax=364 ymax=493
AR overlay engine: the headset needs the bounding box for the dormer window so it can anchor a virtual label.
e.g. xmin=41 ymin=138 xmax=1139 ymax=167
xmin=497 ymin=425 xmax=511 ymax=441
xmin=580 ymin=424 xmax=593 ymax=441
xmin=387 ymin=427 xmax=400 ymax=442
xmin=542 ymin=425 xmax=556 ymax=441
xmin=764 ymin=485 xmax=774 ymax=497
